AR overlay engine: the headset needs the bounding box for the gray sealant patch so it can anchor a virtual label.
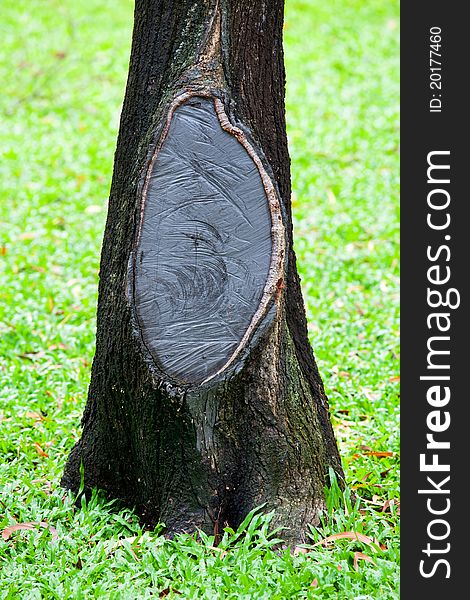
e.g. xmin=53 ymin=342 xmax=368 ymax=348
xmin=134 ymin=97 xmax=273 ymax=384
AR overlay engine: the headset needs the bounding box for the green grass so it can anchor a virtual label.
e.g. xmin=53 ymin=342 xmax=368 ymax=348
xmin=0 ymin=0 xmax=399 ymax=597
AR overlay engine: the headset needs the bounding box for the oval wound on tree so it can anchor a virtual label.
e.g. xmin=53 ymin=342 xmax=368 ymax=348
xmin=133 ymin=97 xmax=278 ymax=384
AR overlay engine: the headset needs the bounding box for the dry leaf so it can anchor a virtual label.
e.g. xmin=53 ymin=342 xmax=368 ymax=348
xmin=361 ymin=388 xmax=381 ymax=401
xmin=210 ymin=546 xmax=228 ymax=559
xmin=114 ymin=535 xmax=140 ymax=548
xmin=159 ymin=589 xmax=181 ymax=598
xmin=75 ymin=174 xmax=86 ymax=187
xmin=374 ymin=538 xmax=388 ymax=551
xmin=351 ymin=483 xmax=385 ymax=490
xmin=31 ymin=479 xmax=52 ymax=495
xmin=106 ymin=535 xmax=148 ymax=557
xmin=17 ymin=232 xmax=39 ymax=241
xmin=48 ymin=343 xmax=69 ymax=351
xmin=353 ymin=552 xmax=375 ymax=571
xmin=381 ymin=499 xmax=392 ymax=513
xmin=364 ymin=451 xmax=394 ymax=458
xmin=105 ymin=537 xmax=141 ymax=562
xmin=311 ymin=578 xmax=319 ymax=588
xmin=293 ymin=546 xmax=308 ymax=556
xmin=127 ymin=546 xmax=140 ymax=562
xmin=85 ymin=205 xmax=102 ymax=214
xmin=17 ymin=351 xmax=46 ymax=361
xmin=0 ymin=414 xmax=12 ymax=423
xmin=354 ymin=303 xmax=365 ymax=316
xmin=326 ymin=188 xmax=337 ymax=205
xmin=389 ymin=376 xmax=400 ymax=383
xmin=2 ymin=521 xmax=58 ymax=542
xmin=26 ymin=411 xmax=45 ymax=422
xmin=33 ymin=442 xmax=48 ymax=458
xmin=313 ymin=531 xmax=381 ymax=552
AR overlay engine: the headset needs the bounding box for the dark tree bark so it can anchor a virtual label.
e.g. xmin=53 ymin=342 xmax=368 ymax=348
xmin=62 ymin=0 xmax=344 ymax=543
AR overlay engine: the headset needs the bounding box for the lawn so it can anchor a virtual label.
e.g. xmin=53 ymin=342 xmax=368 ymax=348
xmin=0 ymin=0 xmax=399 ymax=598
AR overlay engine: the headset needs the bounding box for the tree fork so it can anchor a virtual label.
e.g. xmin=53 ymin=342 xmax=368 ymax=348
xmin=62 ymin=0 xmax=344 ymax=542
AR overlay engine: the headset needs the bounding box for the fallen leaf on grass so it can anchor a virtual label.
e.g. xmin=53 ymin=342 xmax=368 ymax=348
xmin=2 ymin=521 xmax=58 ymax=542
xmin=353 ymin=449 xmax=395 ymax=460
xmin=354 ymin=303 xmax=365 ymax=316
xmin=351 ymin=482 xmax=385 ymax=490
xmin=361 ymin=388 xmax=381 ymax=401
xmin=85 ymin=204 xmax=102 ymax=214
xmin=209 ymin=546 xmax=228 ymax=559
xmin=159 ymin=588 xmax=181 ymax=597
xmin=127 ymin=546 xmax=140 ymax=562
xmin=313 ymin=531 xmax=382 ymax=552
xmin=115 ymin=535 xmax=140 ymax=547
xmin=106 ymin=534 xmax=154 ymax=555
xmin=31 ymin=479 xmax=53 ymax=495
xmin=374 ymin=538 xmax=388 ymax=551
xmin=381 ymin=499 xmax=392 ymax=512
xmin=293 ymin=546 xmax=309 ymax=556
xmin=381 ymin=499 xmax=400 ymax=515
xmin=48 ymin=343 xmax=69 ymax=351
xmin=33 ymin=442 xmax=49 ymax=458
xmin=75 ymin=174 xmax=87 ymax=187
xmin=17 ymin=351 xmax=46 ymax=361
xmin=326 ymin=188 xmax=336 ymax=205
xmin=310 ymin=578 xmax=319 ymax=588
xmin=106 ymin=536 xmax=142 ymax=562
xmin=363 ymin=451 xmax=394 ymax=458
xmin=26 ymin=411 xmax=45 ymax=422
xmin=353 ymin=552 xmax=375 ymax=571
xmin=330 ymin=366 xmax=350 ymax=378
xmin=17 ymin=232 xmax=39 ymax=241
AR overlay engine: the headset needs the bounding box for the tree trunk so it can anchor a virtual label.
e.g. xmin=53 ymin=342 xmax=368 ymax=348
xmin=61 ymin=0 xmax=344 ymax=543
